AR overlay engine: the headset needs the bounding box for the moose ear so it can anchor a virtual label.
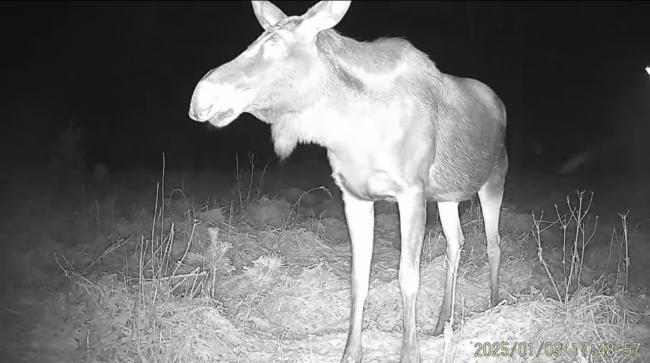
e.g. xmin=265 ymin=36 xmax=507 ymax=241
xmin=251 ymin=1 xmax=287 ymax=30
xmin=301 ymin=1 xmax=351 ymax=35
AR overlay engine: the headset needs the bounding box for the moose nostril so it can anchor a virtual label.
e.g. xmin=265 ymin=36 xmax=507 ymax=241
xmin=197 ymin=105 xmax=213 ymax=119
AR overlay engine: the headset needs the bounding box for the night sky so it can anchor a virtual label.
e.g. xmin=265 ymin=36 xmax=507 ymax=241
xmin=2 ymin=1 xmax=649 ymax=175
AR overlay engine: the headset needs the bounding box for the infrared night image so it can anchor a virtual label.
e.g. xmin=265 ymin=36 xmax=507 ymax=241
xmin=1 ymin=2 xmax=649 ymax=362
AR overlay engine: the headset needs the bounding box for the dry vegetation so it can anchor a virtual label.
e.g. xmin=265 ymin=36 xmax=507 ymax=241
xmin=1 ymin=150 xmax=649 ymax=362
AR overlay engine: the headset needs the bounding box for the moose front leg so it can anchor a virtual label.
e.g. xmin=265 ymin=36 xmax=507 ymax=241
xmin=434 ymin=201 xmax=464 ymax=335
xmin=397 ymin=187 xmax=426 ymax=363
xmin=341 ymin=192 xmax=375 ymax=363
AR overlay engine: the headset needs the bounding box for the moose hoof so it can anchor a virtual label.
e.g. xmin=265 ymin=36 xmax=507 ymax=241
xmin=340 ymin=349 xmax=362 ymax=363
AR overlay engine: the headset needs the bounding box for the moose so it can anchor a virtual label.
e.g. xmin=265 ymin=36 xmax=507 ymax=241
xmin=189 ymin=1 xmax=508 ymax=362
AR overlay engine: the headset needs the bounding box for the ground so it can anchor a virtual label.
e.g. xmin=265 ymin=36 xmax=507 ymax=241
xmin=1 ymin=157 xmax=649 ymax=363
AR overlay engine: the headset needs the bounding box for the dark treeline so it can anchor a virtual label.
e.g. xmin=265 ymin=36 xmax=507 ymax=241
xmin=1 ymin=1 xmax=648 ymax=174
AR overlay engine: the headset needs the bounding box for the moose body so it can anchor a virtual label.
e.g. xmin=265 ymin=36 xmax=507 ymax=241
xmin=189 ymin=2 xmax=507 ymax=362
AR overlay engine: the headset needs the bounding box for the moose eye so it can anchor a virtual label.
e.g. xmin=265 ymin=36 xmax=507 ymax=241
xmin=262 ymin=36 xmax=286 ymax=59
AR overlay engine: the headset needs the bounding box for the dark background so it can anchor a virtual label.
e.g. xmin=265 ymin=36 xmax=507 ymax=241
xmin=1 ymin=1 xmax=649 ymax=176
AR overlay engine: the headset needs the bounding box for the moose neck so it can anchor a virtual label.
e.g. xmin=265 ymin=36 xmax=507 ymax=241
xmin=269 ymin=29 xmax=434 ymax=161
xmin=267 ymin=31 xmax=355 ymax=159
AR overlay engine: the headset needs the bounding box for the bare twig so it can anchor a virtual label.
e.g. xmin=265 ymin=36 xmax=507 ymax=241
xmin=83 ymin=235 xmax=131 ymax=272
xmin=531 ymin=211 xmax=562 ymax=302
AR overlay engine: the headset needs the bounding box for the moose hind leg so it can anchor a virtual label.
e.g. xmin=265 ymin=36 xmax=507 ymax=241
xmin=477 ymin=168 xmax=505 ymax=307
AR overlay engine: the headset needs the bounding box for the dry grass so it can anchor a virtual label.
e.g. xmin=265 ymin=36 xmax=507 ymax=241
xmin=2 ymin=158 xmax=648 ymax=362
